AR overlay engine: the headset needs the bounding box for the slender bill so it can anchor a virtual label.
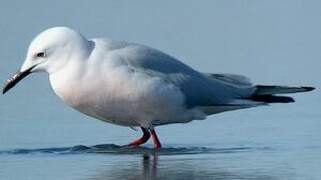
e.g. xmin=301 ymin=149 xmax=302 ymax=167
xmin=2 ymin=66 xmax=35 ymax=94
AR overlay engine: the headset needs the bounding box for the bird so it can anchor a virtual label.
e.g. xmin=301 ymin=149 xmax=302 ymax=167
xmin=3 ymin=27 xmax=315 ymax=148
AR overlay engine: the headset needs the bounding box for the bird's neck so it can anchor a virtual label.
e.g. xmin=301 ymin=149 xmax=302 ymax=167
xmin=48 ymin=58 xmax=86 ymax=106
xmin=48 ymin=40 xmax=95 ymax=106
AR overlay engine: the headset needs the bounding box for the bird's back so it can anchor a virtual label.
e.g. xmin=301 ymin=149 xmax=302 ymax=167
xmin=91 ymin=39 xmax=255 ymax=107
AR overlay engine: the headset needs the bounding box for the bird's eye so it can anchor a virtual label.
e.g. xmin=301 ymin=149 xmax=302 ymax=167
xmin=36 ymin=52 xmax=45 ymax=58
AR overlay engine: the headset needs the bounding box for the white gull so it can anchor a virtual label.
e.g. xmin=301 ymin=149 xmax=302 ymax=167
xmin=3 ymin=27 xmax=315 ymax=148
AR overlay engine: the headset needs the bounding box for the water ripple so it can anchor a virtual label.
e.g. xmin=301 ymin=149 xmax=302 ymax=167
xmin=0 ymin=144 xmax=272 ymax=156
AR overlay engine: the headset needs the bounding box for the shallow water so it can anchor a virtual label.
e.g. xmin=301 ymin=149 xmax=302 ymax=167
xmin=0 ymin=144 xmax=286 ymax=180
xmin=0 ymin=142 xmax=319 ymax=180
xmin=0 ymin=144 xmax=260 ymax=156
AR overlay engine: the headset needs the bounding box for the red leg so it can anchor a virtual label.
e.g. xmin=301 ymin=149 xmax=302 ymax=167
xmin=150 ymin=129 xmax=162 ymax=148
xmin=128 ymin=127 xmax=150 ymax=146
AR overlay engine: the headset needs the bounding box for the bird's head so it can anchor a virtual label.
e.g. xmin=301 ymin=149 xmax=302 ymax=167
xmin=3 ymin=27 xmax=91 ymax=94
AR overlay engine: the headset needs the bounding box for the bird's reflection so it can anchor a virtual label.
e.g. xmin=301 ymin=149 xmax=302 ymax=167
xmin=0 ymin=145 xmax=284 ymax=179
xmin=89 ymin=153 xmax=280 ymax=180
xmin=141 ymin=154 xmax=158 ymax=179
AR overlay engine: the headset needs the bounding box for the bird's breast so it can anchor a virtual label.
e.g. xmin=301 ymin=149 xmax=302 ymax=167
xmin=49 ymin=66 xmax=205 ymax=126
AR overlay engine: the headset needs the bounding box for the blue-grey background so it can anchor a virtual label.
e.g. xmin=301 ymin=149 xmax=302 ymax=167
xmin=0 ymin=1 xmax=320 ymax=179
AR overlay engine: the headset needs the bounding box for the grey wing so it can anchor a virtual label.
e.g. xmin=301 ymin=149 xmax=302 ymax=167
xmin=120 ymin=44 xmax=256 ymax=108
xmin=205 ymin=73 xmax=252 ymax=87
xmin=204 ymin=73 xmax=256 ymax=97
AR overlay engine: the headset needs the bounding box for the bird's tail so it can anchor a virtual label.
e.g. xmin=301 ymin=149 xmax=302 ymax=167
xmin=250 ymin=85 xmax=315 ymax=103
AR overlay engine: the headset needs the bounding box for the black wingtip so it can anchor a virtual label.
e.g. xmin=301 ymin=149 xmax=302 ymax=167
xmin=302 ymin=86 xmax=315 ymax=92
xmin=251 ymin=95 xmax=295 ymax=103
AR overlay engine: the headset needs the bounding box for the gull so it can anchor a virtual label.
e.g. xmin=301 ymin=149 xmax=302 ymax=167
xmin=3 ymin=27 xmax=315 ymax=148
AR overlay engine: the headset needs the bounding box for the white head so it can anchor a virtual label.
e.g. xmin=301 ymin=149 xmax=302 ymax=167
xmin=3 ymin=27 xmax=91 ymax=93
